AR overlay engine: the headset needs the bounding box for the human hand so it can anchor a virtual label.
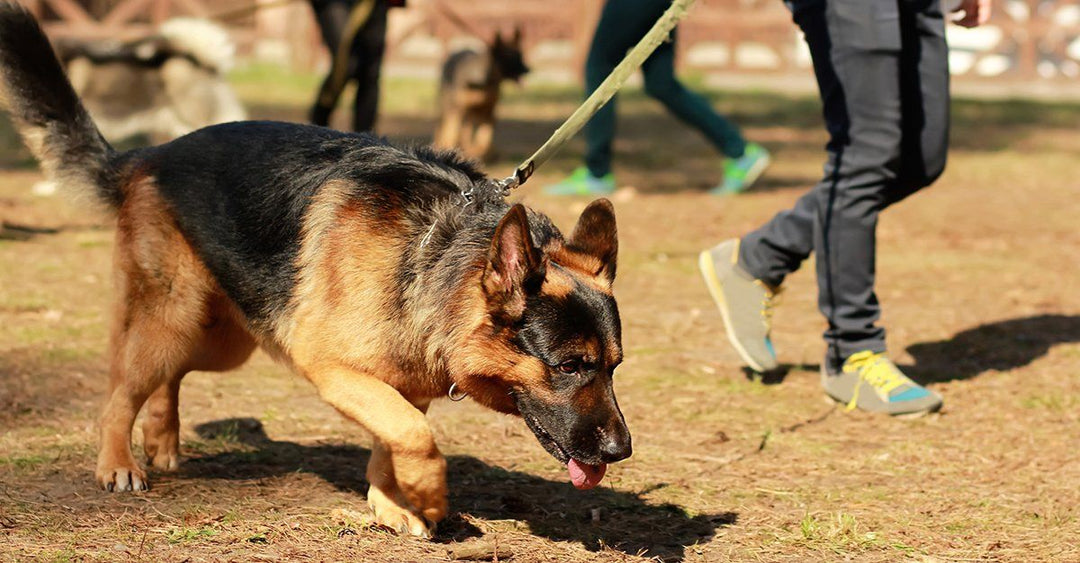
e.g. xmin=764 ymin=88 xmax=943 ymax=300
xmin=952 ymin=0 xmax=992 ymax=28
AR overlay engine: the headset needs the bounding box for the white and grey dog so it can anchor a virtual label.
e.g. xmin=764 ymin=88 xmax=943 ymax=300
xmin=61 ymin=17 xmax=246 ymax=142
xmin=32 ymin=18 xmax=247 ymax=196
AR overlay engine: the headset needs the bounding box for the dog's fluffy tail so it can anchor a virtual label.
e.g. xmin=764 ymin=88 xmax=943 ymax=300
xmin=0 ymin=2 xmax=119 ymax=207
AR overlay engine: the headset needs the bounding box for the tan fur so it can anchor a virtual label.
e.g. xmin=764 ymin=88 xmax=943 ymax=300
xmin=541 ymin=266 xmax=577 ymax=298
xmin=269 ymin=179 xmax=353 ymax=357
xmin=276 ymin=186 xmax=451 ymax=534
xmin=549 ymin=244 xmax=613 ymax=294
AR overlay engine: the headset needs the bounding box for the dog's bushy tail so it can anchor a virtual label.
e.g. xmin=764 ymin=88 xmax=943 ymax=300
xmin=0 ymin=2 xmax=119 ymax=207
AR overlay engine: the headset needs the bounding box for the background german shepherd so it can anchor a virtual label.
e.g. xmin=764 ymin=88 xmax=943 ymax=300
xmin=434 ymin=29 xmax=528 ymax=160
xmin=0 ymin=3 xmax=629 ymax=538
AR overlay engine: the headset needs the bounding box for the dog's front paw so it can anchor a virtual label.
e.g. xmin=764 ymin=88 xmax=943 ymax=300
xmin=394 ymin=451 xmax=449 ymax=529
xmin=367 ymin=484 xmax=437 ymax=538
xmin=96 ymin=461 xmax=149 ymax=492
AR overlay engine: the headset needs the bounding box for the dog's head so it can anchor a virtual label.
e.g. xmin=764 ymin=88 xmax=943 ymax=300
xmin=490 ymin=28 xmax=529 ymax=83
xmin=457 ymin=199 xmax=630 ymax=489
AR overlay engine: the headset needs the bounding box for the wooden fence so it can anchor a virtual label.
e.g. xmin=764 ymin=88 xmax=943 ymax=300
xmin=19 ymin=0 xmax=1080 ymax=82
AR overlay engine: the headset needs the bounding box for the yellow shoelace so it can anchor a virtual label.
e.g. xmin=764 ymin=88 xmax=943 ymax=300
xmin=842 ymin=351 xmax=907 ymax=411
xmin=757 ymin=283 xmax=782 ymax=327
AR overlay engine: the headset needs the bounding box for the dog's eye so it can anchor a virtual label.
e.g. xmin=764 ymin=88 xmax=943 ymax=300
xmin=557 ymin=359 xmax=581 ymax=374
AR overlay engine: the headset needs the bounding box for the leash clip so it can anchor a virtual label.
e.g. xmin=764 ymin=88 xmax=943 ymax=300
xmin=497 ymin=175 xmax=519 ymax=197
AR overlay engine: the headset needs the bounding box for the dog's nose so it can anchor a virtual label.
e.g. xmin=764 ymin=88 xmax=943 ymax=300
xmin=599 ymin=425 xmax=632 ymax=463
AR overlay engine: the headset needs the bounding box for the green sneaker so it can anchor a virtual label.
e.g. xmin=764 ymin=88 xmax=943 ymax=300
xmin=698 ymin=239 xmax=780 ymax=372
xmin=712 ymin=142 xmax=771 ymax=195
xmin=822 ymin=351 xmax=943 ymax=417
xmin=544 ymin=167 xmax=616 ymax=196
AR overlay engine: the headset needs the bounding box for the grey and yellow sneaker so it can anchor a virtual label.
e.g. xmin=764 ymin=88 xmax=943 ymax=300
xmin=822 ymin=351 xmax=942 ymax=417
xmin=698 ymin=239 xmax=780 ymax=372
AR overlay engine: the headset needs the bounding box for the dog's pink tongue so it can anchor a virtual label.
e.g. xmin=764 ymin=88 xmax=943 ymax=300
xmin=567 ymin=459 xmax=607 ymax=490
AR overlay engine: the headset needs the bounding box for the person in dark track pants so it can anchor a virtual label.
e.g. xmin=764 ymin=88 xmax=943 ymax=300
xmin=699 ymin=0 xmax=991 ymax=416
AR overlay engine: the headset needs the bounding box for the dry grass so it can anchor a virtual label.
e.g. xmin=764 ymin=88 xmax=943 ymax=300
xmin=1 ymin=70 xmax=1079 ymax=562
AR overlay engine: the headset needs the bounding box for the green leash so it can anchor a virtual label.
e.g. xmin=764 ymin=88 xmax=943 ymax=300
xmin=498 ymin=0 xmax=698 ymax=193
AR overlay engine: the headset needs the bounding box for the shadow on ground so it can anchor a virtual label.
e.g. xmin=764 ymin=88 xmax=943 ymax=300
xmin=189 ymin=418 xmax=733 ymax=562
xmin=906 ymin=314 xmax=1080 ymax=382
xmin=741 ymin=315 xmax=1080 ymax=387
xmin=0 ymin=220 xmax=61 ymax=241
xmin=0 ymin=350 xmax=104 ymax=426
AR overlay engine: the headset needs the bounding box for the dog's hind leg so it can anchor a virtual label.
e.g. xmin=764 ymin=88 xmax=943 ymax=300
xmin=97 ymin=186 xmax=216 ymax=492
xmin=141 ymin=294 xmax=256 ymax=472
xmin=140 ymin=376 xmax=184 ymax=472
xmin=99 ymin=311 xmax=198 ymax=492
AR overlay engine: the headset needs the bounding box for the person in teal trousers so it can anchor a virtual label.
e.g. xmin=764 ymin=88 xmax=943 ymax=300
xmin=545 ymin=0 xmax=770 ymax=195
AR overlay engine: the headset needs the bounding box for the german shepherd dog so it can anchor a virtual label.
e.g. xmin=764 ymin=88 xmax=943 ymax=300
xmin=434 ymin=29 xmax=528 ymax=160
xmin=0 ymin=4 xmax=629 ymax=537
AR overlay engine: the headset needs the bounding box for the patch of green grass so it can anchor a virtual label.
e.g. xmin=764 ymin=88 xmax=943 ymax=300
xmin=40 ymin=346 xmax=99 ymax=364
xmin=8 ymin=324 xmax=91 ymax=345
xmin=944 ymin=520 xmax=970 ymax=533
xmin=165 ymin=525 xmax=219 ymax=544
xmin=76 ymin=239 xmax=109 ymax=249
xmin=1020 ymin=394 xmax=1078 ymax=412
xmin=0 ymin=295 xmax=49 ymax=312
xmin=229 ymin=62 xmax=321 ymax=107
xmin=41 ymin=549 xmax=79 ymax=563
xmin=952 ymin=97 xmax=1080 ymax=128
xmin=0 ymin=453 xmax=50 ymax=470
xmin=261 ymin=406 xmax=281 ymax=422
xmin=792 ymin=512 xmax=913 ymax=555
xmin=799 ymin=512 xmax=819 ymax=540
xmin=211 ymin=419 xmax=244 ymax=443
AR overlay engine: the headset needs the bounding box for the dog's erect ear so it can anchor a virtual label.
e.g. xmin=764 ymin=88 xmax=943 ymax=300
xmin=511 ymin=25 xmax=522 ymax=46
xmin=492 ymin=30 xmax=504 ymax=49
xmin=483 ymin=204 xmax=545 ymax=320
xmin=568 ymin=198 xmax=618 ymax=282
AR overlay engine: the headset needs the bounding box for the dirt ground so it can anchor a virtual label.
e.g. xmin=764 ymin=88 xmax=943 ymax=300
xmin=1 ymin=71 xmax=1079 ymax=562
